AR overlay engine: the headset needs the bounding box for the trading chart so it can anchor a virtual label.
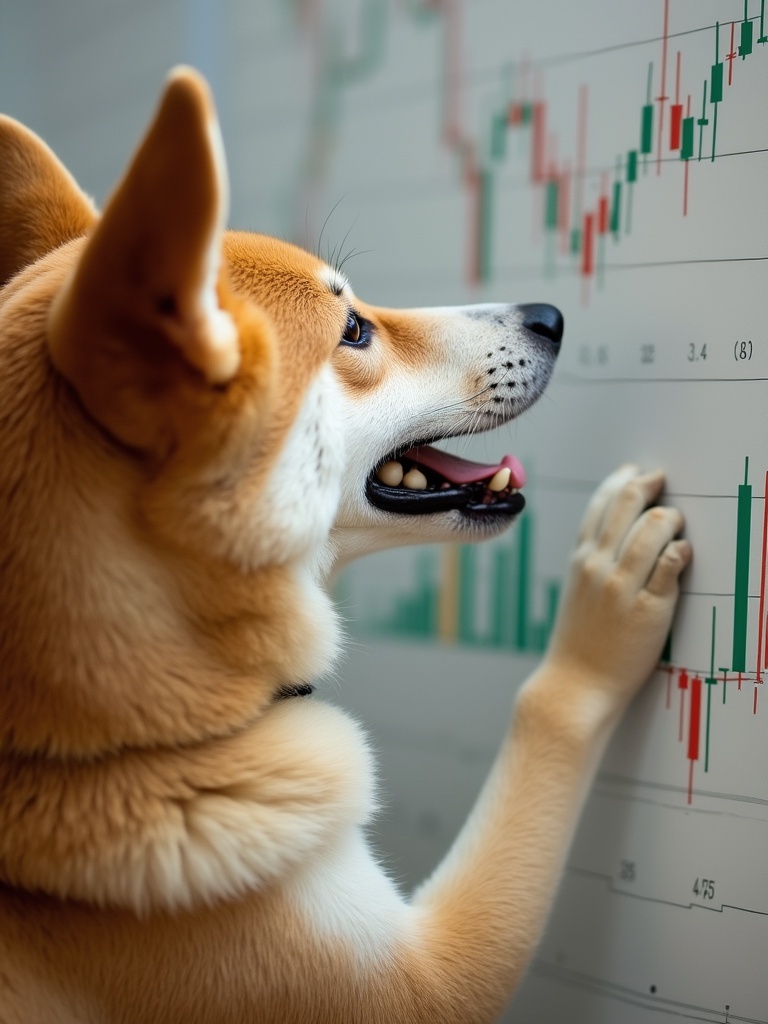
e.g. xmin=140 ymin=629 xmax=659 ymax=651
xmin=236 ymin=1 xmax=768 ymax=1019
xmin=4 ymin=0 xmax=766 ymax=1021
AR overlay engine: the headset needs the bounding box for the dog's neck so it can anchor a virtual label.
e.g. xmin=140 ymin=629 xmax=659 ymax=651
xmin=0 ymin=693 xmax=374 ymax=913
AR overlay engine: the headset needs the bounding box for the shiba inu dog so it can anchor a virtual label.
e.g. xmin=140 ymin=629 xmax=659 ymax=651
xmin=0 ymin=68 xmax=690 ymax=1023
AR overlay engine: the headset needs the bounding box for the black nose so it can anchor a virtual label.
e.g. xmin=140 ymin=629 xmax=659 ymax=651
xmin=517 ymin=303 xmax=564 ymax=349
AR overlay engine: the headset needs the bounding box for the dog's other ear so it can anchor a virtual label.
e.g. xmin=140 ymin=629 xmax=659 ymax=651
xmin=0 ymin=116 xmax=97 ymax=288
xmin=48 ymin=67 xmax=244 ymax=451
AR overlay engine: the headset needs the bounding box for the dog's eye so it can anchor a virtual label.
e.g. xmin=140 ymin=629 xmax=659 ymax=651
xmin=340 ymin=311 xmax=370 ymax=348
xmin=342 ymin=311 xmax=361 ymax=344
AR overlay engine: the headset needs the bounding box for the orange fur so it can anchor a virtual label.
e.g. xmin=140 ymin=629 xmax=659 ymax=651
xmin=0 ymin=116 xmax=97 ymax=289
xmin=0 ymin=67 xmax=690 ymax=1023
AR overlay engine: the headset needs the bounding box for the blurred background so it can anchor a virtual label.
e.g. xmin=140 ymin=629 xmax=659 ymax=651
xmin=3 ymin=2 xmax=768 ymax=1020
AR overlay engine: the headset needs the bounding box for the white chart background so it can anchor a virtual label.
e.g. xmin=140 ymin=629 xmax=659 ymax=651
xmin=2 ymin=1 xmax=766 ymax=1020
xmin=262 ymin=2 xmax=768 ymax=1020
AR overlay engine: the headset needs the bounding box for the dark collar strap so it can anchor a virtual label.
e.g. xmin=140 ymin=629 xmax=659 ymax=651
xmin=274 ymin=681 xmax=315 ymax=701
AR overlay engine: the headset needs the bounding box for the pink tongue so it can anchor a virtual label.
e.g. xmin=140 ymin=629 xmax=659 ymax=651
xmin=403 ymin=446 xmax=526 ymax=488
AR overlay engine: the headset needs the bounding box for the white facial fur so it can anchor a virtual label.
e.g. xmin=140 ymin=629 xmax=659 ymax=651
xmin=320 ymin=303 xmax=559 ymax=579
xmin=256 ymin=365 xmax=346 ymax=568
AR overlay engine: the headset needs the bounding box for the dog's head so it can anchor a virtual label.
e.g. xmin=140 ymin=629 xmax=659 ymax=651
xmin=321 ymin=295 xmax=562 ymax=575
xmin=0 ymin=69 xmax=560 ymax=760
xmin=226 ymin=250 xmax=563 ymax=579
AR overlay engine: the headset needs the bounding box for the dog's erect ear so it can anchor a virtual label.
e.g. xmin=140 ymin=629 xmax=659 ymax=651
xmin=0 ymin=116 xmax=97 ymax=288
xmin=48 ymin=67 xmax=242 ymax=450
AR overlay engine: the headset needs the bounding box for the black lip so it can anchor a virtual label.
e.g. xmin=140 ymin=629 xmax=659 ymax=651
xmin=365 ymin=476 xmax=525 ymax=517
xmin=365 ymin=434 xmax=526 ymax=518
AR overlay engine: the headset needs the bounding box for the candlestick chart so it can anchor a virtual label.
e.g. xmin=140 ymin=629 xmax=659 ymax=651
xmin=5 ymin=0 xmax=768 ymax=1019
xmin=287 ymin=0 xmax=768 ymax=300
xmin=245 ymin=0 xmax=768 ymax=1020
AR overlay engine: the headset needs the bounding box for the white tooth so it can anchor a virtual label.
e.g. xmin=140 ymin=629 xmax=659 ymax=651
xmin=377 ymin=460 xmax=404 ymax=486
xmin=402 ymin=468 xmax=428 ymax=490
xmin=488 ymin=467 xmax=511 ymax=492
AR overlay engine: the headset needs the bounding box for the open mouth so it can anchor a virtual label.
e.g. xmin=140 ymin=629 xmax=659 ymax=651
xmin=365 ymin=443 xmax=526 ymax=517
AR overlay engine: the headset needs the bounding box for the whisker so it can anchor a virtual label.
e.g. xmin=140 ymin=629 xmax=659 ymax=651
xmin=426 ymin=381 xmax=498 ymax=417
xmin=316 ymin=194 xmax=349 ymax=263
xmin=331 ymin=220 xmax=358 ymax=273
xmin=337 ymin=247 xmax=374 ymax=272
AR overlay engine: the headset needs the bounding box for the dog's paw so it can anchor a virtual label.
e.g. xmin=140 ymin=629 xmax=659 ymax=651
xmin=537 ymin=465 xmax=691 ymax=721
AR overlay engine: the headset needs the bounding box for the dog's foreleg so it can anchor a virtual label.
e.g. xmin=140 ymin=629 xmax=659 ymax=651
xmin=397 ymin=466 xmax=690 ymax=1022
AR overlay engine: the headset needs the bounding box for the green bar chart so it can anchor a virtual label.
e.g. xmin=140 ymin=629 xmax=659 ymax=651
xmin=353 ymin=509 xmax=561 ymax=654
